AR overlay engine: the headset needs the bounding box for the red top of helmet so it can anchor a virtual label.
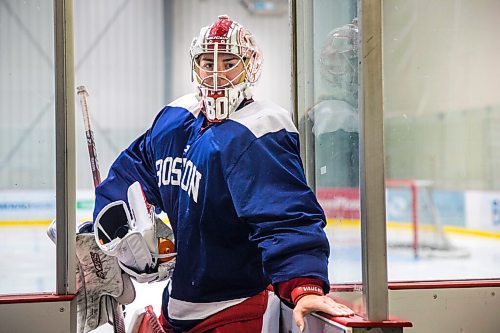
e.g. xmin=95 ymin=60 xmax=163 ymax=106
xmin=208 ymin=16 xmax=234 ymax=40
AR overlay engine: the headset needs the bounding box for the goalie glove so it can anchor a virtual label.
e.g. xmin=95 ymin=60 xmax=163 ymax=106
xmin=94 ymin=181 xmax=176 ymax=283
xmin=47 ymin=220 xmax=136 ymax=333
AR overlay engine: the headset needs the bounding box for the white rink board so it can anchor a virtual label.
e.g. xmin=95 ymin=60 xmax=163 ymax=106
xmin=465 ymin=190 xmax=500 ymax=232
xmin=0 ymin=190 xmax=95 ymax=223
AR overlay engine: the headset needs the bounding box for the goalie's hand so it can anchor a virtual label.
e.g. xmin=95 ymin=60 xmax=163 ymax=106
xmin=94 ymin=182 xmax=177 ymax=283
xmin=94 ymin=200 xmax=176 ymax=283
xmin=293 ymin=295 xmax=354 ymax=332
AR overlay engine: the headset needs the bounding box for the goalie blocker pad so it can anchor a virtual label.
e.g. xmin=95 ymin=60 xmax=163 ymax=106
xmin=94 ymin=199 xmax=176 ymax=283
xmin=47 ymin=220 xmax=136 ymax=333
xmin=75 ymin=232 xmax=136 ymax=333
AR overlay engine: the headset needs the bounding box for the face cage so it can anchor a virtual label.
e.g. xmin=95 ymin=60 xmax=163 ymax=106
xmin=191 ymin=41 xmax=260 ymax=87
xmin=193 ymin=56 xmax=246 ymax=92
xmin=191 ymin=45 xmax=258 ymax=122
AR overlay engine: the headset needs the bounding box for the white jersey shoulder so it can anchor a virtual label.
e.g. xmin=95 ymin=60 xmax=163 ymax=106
xmin=229 ymin=100 xmax=298 ymax=138
xmin=167 ymin=93 xmax=201 ymax=117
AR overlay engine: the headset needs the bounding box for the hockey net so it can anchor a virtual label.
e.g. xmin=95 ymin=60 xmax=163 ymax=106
xmin=385 ymin=179 xmax=468 ymax=258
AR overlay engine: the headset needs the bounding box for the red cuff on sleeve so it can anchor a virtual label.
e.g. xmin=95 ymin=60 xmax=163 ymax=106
xmin=276 ymin=278 xmax=325 ymax=304
xmin=291 ymin=284 xmax=324 ymax=304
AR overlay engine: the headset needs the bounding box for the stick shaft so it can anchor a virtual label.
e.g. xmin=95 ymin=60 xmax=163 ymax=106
xmin=77 ymin=86 xmax=101 ymax=189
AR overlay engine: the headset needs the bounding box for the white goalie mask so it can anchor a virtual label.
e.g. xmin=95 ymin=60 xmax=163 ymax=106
xmin=190 ymin=15 xmax=263 ymax=122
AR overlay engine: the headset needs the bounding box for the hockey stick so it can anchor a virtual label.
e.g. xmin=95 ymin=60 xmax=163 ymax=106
xmin=77 ymin=85 xmax=126 ymax=333
xmin=77 ymin=86 xmax=101 ymax=188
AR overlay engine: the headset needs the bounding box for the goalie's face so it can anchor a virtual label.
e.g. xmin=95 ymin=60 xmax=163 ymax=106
xmin=195 ymin=52 xmax=246 ymax=90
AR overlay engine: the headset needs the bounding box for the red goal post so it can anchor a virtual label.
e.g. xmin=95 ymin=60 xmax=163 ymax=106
xmin=385 ymin=179 xmax=420 ymax=258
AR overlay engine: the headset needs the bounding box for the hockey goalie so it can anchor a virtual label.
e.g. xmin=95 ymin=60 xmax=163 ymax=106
xmin=70 ymin=13 xmax=353 ymax=333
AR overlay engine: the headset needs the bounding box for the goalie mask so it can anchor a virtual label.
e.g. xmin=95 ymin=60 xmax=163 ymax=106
xmin=190 ymin=15 xmax=263 ymax=122
xmin=319 ymin=19 xmax=359 ymax=107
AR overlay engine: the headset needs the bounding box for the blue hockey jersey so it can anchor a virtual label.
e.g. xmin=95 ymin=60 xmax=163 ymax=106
xmin=93 ymin=94 xmax=330 ymax=329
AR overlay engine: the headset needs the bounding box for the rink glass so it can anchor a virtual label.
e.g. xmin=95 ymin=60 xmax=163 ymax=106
xmin=0 ymin=0 xmax=56 ymax=294
xmin=299 ymin=0 xmax=500 ymax=285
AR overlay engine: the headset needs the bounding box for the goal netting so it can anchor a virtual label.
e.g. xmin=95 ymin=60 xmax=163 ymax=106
xmin=385 ymin=179 xmax=469 ymax=259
